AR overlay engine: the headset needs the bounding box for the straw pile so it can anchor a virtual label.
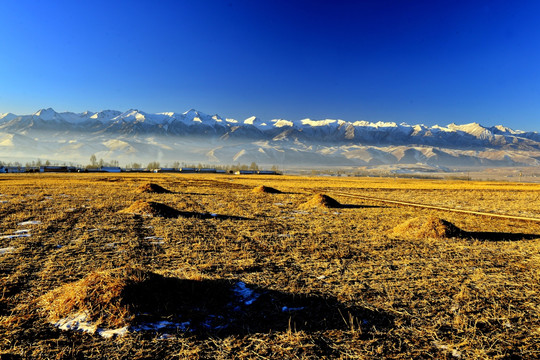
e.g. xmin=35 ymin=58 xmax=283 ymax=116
xmin=137 ymin=183 xmax=171 ymax=194
xmin=40 ymin=267 xmax=234 ymax=331
xmin=252 ymin=185 xmax=282 ymax=194
xmin=299 ymin=194 xmax=342 ymax=209
xmin=389 ymin=216 xmax=463 ymax=239
xmin=40 ymin=267 xmax=142 ymax=328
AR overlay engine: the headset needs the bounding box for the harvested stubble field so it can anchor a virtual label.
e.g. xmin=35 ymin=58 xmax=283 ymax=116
xmin=0 ymin=173 xmax=539 ymax=359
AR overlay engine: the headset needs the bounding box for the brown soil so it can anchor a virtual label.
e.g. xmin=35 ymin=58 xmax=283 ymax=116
xmin=299 ymin=194 xmax=342 ymax=209
xmin=252 ymin=185 xmax=282 ymax=194
xmin=119 ymin=200 xmax=180 ymax=218
xmin=137 ymin=183 xmax=171 ymax=194
xmin=389 ymin=216 xmax=463 ymax=239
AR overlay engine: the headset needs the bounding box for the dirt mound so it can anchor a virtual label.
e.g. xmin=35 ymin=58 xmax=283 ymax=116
xmin=299 ymin=194 xmax=342 ymax=209
xmin=40 ymin=267 xmax=233 ymax=332
xmin=119 ymin=200 xmax=180 ymax=218
xmin=389 ymin=216 xmax=463 ymax=239
xmin=137 ymin=183 xmax=171 ymax=194
xmin=252 ymin=185 xmax=282 ymax=194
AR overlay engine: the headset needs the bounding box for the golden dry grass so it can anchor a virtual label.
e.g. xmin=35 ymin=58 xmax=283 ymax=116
xmin=0 ymin=173 xmax=539 ymax=359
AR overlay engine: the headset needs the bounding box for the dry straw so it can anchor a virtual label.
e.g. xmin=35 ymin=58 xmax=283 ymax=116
xmin=40 ymin=267 xmax=142 ymax=328
xmin=252 ymin=185 xmax=282 ymax=194
xmin=40 ymin=267 xmax=234 ymax=331
xmin=136 ymin=183 xmax=171 ymax=194
xmin=389 ymin=216 xmax=463 ymax=239
xmin=299 ymin=194 xmax=341 ymax=209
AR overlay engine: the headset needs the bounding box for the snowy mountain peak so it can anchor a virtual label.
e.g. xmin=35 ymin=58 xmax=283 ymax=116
xmin=272 ymin=119 xmax=294 ymax=128
xmin=0 ymin=107 xmax=539 ymax=168
xmin=89 ymin=110 xmax=122 ymax=121
xmin=33 ymin=108 xmax=58 ymax=120
xmin=300 ymin=118 xmax=341 ymax=127
xmin=0 ymin=112 xmax=18 ymax=122
xmin=244 ymin=116 xmax=261 ymax=125
xmin=182 ymin=109 xmax=200 ymax=117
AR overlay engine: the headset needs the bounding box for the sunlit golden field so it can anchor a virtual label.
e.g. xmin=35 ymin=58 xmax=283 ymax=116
xmin=0 ymin=173 xmax=539 ymax=359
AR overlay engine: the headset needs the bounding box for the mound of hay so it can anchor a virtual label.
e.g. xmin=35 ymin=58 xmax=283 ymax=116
xmin=41 ymin=267 xmax=141 ymax=329
xmin=390 ymin=216 xmax=463 ymax=239
xmin=40 ymin=268 xmax=233 ymax=332
xmin=137 ymin=183 xmax=171 ymax=194
xmin=299 ymin=194 xmax=342 ymax=209
xmin=252 ymin=185 xmax=282 ymax=194
xmin=119 ymin=200 xmax=180 ymax=218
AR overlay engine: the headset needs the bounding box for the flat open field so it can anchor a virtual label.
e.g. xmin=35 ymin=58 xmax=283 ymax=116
xmin=1 ymin=173 xmax=539 ymax=359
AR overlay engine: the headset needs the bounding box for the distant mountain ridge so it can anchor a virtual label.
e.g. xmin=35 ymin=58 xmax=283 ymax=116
xmin=1 ymin=108 xmax=539 ymax=168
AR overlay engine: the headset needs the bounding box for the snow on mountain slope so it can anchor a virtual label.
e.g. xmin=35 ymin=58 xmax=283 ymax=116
xmin=89 ymin=110 xmax=123 ymax=122
xmin=0 ymin=113 xmax=18 ymax=122
xmin=0 ymin=107 xmax=539 ymax=167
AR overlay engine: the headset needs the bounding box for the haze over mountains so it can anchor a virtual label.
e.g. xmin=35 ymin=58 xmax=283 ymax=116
xmin=1 ymin=108 xmax=539 ymax=168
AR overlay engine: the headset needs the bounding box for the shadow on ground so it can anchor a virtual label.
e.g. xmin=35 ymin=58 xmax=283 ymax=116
xmin=121 ymin=276 xmax=393 ymax=337
xmin=170 ymin=211 xmax=251 ymax=221
xmin=339 ymin=204 xmax=387 ymax=209
xmin=465 ymin=231 xmax=540 ymax=242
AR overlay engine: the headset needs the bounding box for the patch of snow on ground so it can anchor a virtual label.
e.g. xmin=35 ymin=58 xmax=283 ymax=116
xmin=133 ymin=320 xmax=190 ymax=332
xmin=0 ymin=247 xmax=16 ymax=254
xmin=281 ymin=306 xmax=305 ymax=312
xmin=53 ymin=313 xmax=189 ymax=338
xmin=96 ymin=326 xmax=129 ymax=339
xmin=232 ymin=281 xmax=260 ymax=305
xmin=201 ymin=315 xmax=227 ymax=331
xmin=1 ymin=234 xmax=31 ymax=239
xmin=55 ymin=312 xmax=97 ymax=334
xmin=18 ymin=220 xmax=41 ymax=226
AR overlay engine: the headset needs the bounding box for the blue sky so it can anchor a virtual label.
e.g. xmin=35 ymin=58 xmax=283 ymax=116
xmin=1 ymin=0 xmax=539 ymax=131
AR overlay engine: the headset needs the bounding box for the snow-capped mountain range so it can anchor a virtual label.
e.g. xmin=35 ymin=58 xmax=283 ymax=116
xmin=1 ymin=108 xmax=539 ymax=168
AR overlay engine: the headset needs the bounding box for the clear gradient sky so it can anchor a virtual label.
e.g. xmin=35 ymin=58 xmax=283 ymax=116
xmin=1 ymin=0 xmax=539 ymax=131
